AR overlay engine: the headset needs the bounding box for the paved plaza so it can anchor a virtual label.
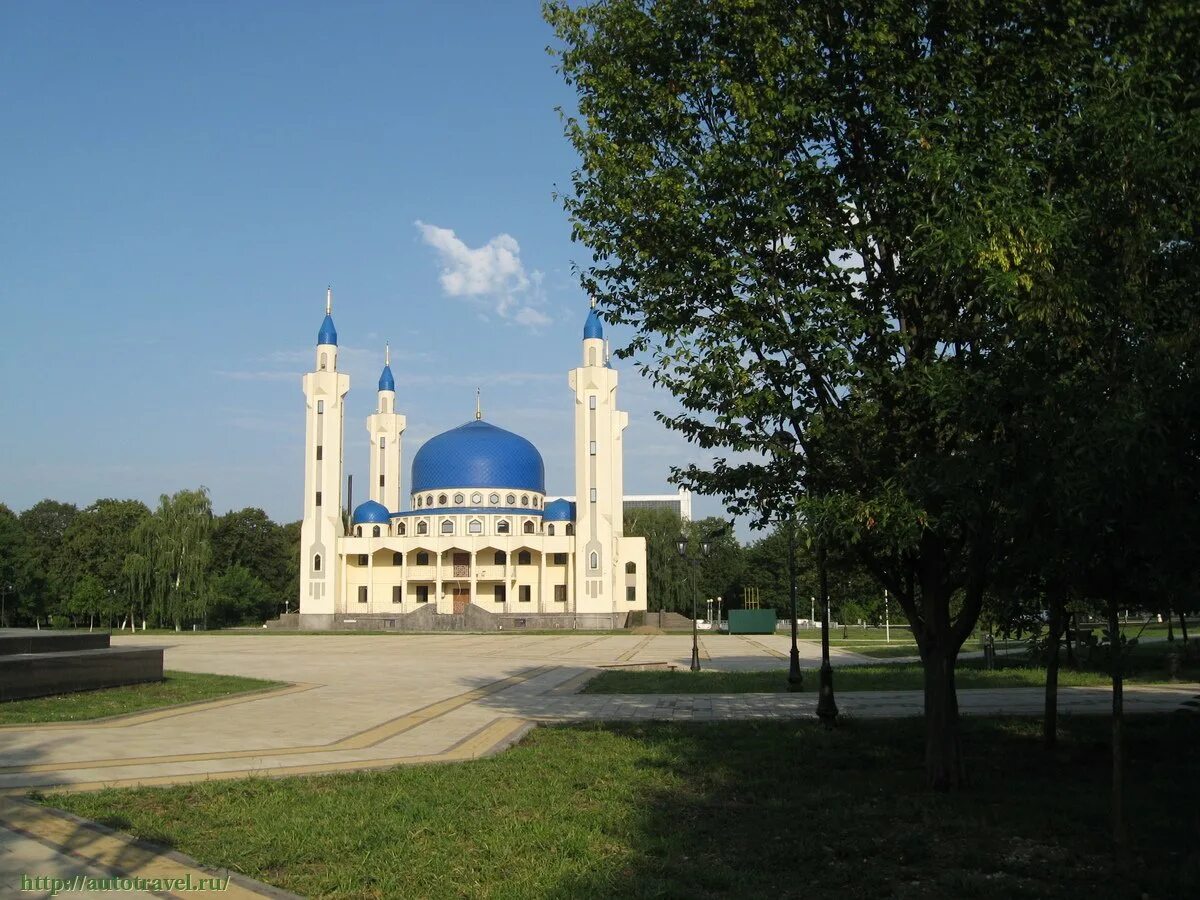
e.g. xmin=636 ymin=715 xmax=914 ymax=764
xmin=2 ymin=632 xmax=1197 ymax=897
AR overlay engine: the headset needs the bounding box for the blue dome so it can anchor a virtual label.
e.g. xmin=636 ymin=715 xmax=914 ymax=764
xmin=318 ymin=314 xmax=338 ymax=346
xmin=411 ymin=420 xmax=545 ymax=494
xmin=378 ymin=364 xmax=395 ymax=392
xmin=544 ymin=498 xmax=576 ymax=522
xmin=584 ymin=308 xmax=604 ymax=340
xmin=351 ymin=500 xmax=391 ymax=525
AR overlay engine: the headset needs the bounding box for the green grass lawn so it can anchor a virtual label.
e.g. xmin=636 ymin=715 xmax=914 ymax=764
xmin=584 ymin=644 xmax=1200 ymax=694
xmin=0 ymin=671 xmax=282 ymax=725
xmin=39 ymin=715 xmax=1200 ymax=899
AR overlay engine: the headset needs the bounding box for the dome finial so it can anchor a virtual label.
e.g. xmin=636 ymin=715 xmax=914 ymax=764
xmin=385 ymin=340 xmax=390 ymax=366
xmin=475 ymin=388 xmax=482 ymax=420
xmin=326 ymin=286 xmax=332 ymax=316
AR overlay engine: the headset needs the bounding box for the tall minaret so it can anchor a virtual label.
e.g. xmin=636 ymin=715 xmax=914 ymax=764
xmin=300 ymin=288 xmax=351 ymax=622
xmin=366 ymin=343 xmax=406 ymax=512
xmin=569 ymin=301 xmax=629 ymax=611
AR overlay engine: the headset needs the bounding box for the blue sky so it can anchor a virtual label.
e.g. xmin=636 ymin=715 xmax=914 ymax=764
xmin=0 ymin=2 xmax=728 ymax=527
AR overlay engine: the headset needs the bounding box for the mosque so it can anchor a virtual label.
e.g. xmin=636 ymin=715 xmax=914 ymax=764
xmin=297 ymin=290 xmax=654 ymax=630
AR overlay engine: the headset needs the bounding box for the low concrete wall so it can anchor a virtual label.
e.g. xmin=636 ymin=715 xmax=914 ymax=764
xmin=300 ymin=606 xmax=630 ymax=632
xmin=0 ymin=647 xmax=164 ymax=701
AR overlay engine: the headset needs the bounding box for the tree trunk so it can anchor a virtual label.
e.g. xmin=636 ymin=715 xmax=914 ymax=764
xmin=1044 ymin=596 xmax=1065 ymax=748
xmin=1166 ymin=606 xmax=1174 ymax=641
xmin=1065 ymin=612 xmax=1077 ymax=668
xmin=1180 ymin=611 xmax=1189 ymax=644
xmin=1109 ymin=601 xmax=1126 ymax=851
xmin=922 ymin=646 xmax=965 ymax=789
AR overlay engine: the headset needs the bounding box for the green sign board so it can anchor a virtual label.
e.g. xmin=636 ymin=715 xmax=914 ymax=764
xmin=728 ymin=609 xmax=777 ymax=635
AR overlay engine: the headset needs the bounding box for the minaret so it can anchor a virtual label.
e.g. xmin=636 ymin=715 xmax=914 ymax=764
xmin=300 ymin=288 xmax=351 ymax=623
xmin=568 ymin=301 xmax=628 ymax=612
xmin=366 ymin=342 xmax=406 ymax=512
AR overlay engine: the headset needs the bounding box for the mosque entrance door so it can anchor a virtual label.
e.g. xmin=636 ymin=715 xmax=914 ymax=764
xmin=452 ymin=586 xmax=470 ymax=615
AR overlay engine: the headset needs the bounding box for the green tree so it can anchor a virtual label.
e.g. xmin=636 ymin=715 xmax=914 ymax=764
xmin=132 ymin=488 xmax=215 ymax=630
xmin=16 ymin=500 xmax=78 ymax=625
xmin=68 ymin=574 xmax=107 ymax=630
xmin=54 ymin=499 xmax=150 ymax=621
xmin=0 ymin=504 xmax=27 ymax=627
xmin=212 ymin=507 xmax=292 ymax=621
xmin=625 ymin=507 xmax=689 ymax=612
xmin=547 ymin=0 xmax=1196 ymax=787
xmin=281 ymin=520 xmax=302 ymax=612
xmin=210 ymin=565 xmax=271 ymax=627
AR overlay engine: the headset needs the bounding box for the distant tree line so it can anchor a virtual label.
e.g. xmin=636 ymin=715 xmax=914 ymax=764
xmin=0 ymin=490 xmax=299 ymax=630
xmin=624 ymin=508 xmax=892 ymax=625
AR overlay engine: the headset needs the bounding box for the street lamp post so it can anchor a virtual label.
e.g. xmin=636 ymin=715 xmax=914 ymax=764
xmin=816 ymin=544 xmax=839 ymax=727
xmin=677 ymin=535 xmax=712 ymax=672
xmin=786 ymin=519 xmax=802 ymax=691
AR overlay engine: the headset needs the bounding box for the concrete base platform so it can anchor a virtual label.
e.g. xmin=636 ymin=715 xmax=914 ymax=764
xmin=0 ymin=630 xmax=163 ymax=702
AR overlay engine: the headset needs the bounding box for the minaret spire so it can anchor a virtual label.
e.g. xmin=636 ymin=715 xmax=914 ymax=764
xmin=475 ymin=388 xmax=482 ymax=420
xmin=385 ymin=341 xmax=390 ymax=366
xmin=326 ymin=286 xmax=332 ymax=315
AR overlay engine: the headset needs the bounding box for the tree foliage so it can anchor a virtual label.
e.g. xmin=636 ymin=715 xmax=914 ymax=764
xmin=548 ymin=0 xmax=1200 ymax=788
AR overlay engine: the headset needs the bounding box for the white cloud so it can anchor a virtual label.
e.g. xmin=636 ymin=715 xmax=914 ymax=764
xmin=414 ymin=220 xmax=549 ymax=328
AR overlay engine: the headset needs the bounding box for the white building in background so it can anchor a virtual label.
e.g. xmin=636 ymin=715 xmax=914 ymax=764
xmin=296 ymin=291 xmax=655 ymax=630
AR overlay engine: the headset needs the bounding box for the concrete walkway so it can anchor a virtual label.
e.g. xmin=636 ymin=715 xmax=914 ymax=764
xmin=1 ymin=633 xmax=1196 ymax=896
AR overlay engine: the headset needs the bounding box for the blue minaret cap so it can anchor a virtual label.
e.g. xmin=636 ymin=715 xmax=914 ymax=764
xmin=318 ymin=315 xmax=338 ymax=346
xmin=583 ymin=307 xmax=604 ymax=340
xmin=378 ymin=342 xmax=394 ymax=391
xmin=317 ymin=287 xmax=338 ymax=345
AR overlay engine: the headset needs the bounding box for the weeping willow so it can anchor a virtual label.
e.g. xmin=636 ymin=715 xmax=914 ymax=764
xmin=131 ymin=488 xmax=214 ymax=629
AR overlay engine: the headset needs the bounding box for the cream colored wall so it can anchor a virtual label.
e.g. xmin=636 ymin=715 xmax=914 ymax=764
xmin=300 ymin=341 xmax=350 ymax=617
xmin=366 ymin=389 xmax=406 ymax=512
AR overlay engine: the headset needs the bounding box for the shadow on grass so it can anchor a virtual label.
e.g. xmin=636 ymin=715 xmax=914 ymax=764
xmin=538 ymin=714 xmax=1200 ymax=899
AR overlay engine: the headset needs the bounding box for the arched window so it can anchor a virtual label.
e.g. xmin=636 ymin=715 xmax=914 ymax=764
xmin=417 ymin=520 xmax=428 ymax=535
xmin=547 ymin=524 xmax=555 ymax=536
xmin=313 ymin=554 xmax=322 ymax=572
xmin=588 ymin=348 xmax=596 ymax=366
xmin=320 ymin=352 xmax=328 ymax=370
xmin=518 ymin=550 xmax=532 ymax=565
xmin=495 ymin=550 xmax=507 ymax=565
xmin=416 ymin=551 xmax=429 ymax=565
xmin=397 ymin=522 xmax=406 ymax=536
xmin=565 ymin=524 xmax=574 ymax=536
xmin=468 ymin=519 xmax=483 ymax=535
xmin=441 ymin=519 xmax=454 ymax=534
xmin=523 ymin=520 xmax=535 ymax=534
xmin=590 ymin=551 xmax=599 ymax=570
xmin=393 ymin=552 xmax=403 ymax=566
xmin=626 ymin=562 xmax=636 ymax=574
xmin=372 ymin=525 xmax=381 ymax=537
xmin=497 ymin=520 xmax=510 ymax=534
xmin=356 ymin=526 xmax=363 ymax=537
